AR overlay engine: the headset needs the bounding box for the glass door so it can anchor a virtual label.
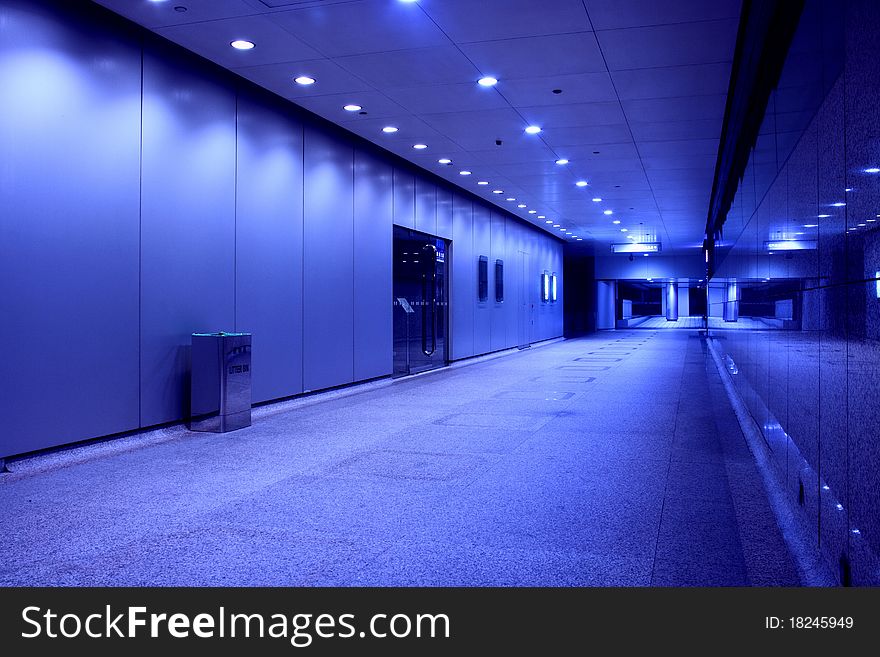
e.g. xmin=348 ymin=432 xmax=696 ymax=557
xmin=393 ymin=226 xmax=449 ymax=376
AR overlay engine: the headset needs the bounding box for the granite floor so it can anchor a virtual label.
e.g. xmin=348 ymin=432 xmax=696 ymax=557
xmin=0 ymin=331 xmax=801 ymax=586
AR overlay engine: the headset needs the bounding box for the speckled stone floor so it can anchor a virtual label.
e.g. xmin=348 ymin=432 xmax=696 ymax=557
xmin=0 ymin=331 xmax=801 ymax=586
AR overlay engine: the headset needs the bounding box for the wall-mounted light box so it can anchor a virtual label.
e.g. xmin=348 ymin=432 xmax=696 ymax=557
xmin=541 ymin=272 xmax=549 ymax=302
xmin=551 ymin=273 xmax=557 ymax=302
xmin=876 ymin=271 xmax=879 ymax=299
xmin=764 ymin=240 xmax=817 ymax=251
xmin=611 ymin=242 xmax=661 ymax=254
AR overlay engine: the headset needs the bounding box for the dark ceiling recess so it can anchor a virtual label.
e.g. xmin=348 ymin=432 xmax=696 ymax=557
xmin=705 ymin=0 xmax=805 ymax=272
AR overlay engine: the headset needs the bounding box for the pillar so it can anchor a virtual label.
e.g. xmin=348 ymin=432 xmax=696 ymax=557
xmin=724 ymin=282 xmax=739 ymax=322
xmin=666 ymin=282 xmax=678 ymax=321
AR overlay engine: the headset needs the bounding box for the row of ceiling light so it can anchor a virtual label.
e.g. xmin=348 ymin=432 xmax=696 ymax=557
xmin=226 ymin=29 xmax=639 ymax=244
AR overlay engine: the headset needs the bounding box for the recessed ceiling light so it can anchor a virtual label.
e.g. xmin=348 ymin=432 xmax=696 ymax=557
xmin=804 ymin=224 xmax=818 ymax=228
xmin=817 ymin=214 xmax=830 ymax=218
xmin=382 ymin=126 xmax=398 ymax=133
xmin=459 ymin=170 xmax=471 ymax=175
xmin=620 ymin=228 xmax=628 ymax=232
xmin=643 ymin=253 xmax=649 ymax=257
xmin=524 ymin=125 xmax=542 ymax=135
xmin=294 ymin=76 xmax=316 ymax=85
xmin=858 ymin=223 xmax=867 ymax=226
xmin=575 ymin=181 xmax=588 ymax=187
xmin=868 ymin=219 xmax=876 ymax=222
xmin=612 ymin=220 xmax=620 ymax=224
xmin=528 ymin=210 xmax=537 ymax=214
xmin=231 ymin=40 xmax=255 ymax=50
xmin=492 ymin=190 xmax=503 ymax=194
xmin=517 ymin=204 xmax=527 ymax=208
xmin=343 ymin=104 xmax=362 ymax=112
xmin=603 ymin=210 xmax=613 ymax=215
xmin=477 ymin=76 xmax=498 ymax=87
xmin=577 ymin=238 xmax=583 ymax=241
xmin=845 ymin=188 xmax=853 ymax=192
xmin=545 ymin=220 xmax=553 ymax=224
xmin=830 ymin=202 xmax=846 ymax=207
xmin=438 ymin=158 xmax=451 ymax=164
xmin=538 ymin=215 xmax=545 ymax=219
xmin=865 ymin=167 xmax=880 ymax=173
xmin=553 ymin=224 xmax=560 ymax=228
xmin=506 ymin=197 xmax=515 ymax=201
xmin=478 ymin=181 xmax=489 ymax=185
xmin=413 ymin=143 xmax=427 ymax=149
xmin=555 ymin=159 xmax=569 ymax=165
xmin=592 ymin=197 xmax=602 ymax=202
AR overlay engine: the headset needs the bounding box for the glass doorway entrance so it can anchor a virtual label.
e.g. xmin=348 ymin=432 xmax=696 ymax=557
xmin=393 ymin=226 xmax=449 ymax=376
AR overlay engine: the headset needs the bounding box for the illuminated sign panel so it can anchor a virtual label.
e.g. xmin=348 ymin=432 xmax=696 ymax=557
xmin=764 ymin=240 xmax=817 ymax=251
xmin=611 ymin=242 xmax=661 ymax=253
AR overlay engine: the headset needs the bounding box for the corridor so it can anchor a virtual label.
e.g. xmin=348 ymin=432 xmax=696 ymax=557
xmin=0 ymin=333 xmax=800 ymax=586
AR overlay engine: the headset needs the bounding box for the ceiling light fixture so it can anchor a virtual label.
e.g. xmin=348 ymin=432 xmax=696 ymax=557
xmin=492 ymin=190 xmax=503 ymax=194
xmin=553 ymin=224 xmax=560 ymax=228
xmin=459 ymin=170 xmax=471 ymax=175
xmin=517 ymin=204 xmax=527 ymax=208
xmin=865 ymin=167 xmax=880 ymax=173
xmin=603 ymin=210 xmax=613 ymax=215
xmin=343 ymin=104 xmax=362 ymax=112
xmin=528 ymin=210 xmax=537 ymax=214
xmin=612 ymin=220 xmax=620 ymax=224
xmin=575 ymin=181 xmax=588 ymax=187
xmin=524 ymin=125 xmax=542 ymax=135
xmin=545 ymin=220 xmax=553 ymax=224
xmin=293 ymin=76 xmax=316 ymax=85
xmin=230 ymin=40 xmax=255 ymax=50
xmin=382 ymin=126 xmax=398 ymax=133
xmin=438 ymin=158 xmax=451 ymax=164
xmin=506 ymin=197 xmax=515 ymax=201
xmin=620 ymin=228 xmax=628 ymax=232
xmin=477 ymin=76 xmax=498 ymax=87
xmin=592 ymin=197 xmax=602 ymax=202
xmin=555 ymin=159 xmax=569 ymax=165
xmin=478 ymin=181 xmax=489 ymax=185
xmin=413 ymin=143 xmax=427 ymax=149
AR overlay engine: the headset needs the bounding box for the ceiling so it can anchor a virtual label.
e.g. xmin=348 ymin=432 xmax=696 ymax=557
xmin=93 ymin=0 xmax=742 ymax=254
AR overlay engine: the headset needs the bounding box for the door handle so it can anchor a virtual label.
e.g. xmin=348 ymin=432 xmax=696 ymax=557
xmin=421 ymin=244 xmax=437 ymax=356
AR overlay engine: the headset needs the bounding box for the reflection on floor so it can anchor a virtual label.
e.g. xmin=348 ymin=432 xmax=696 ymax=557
xmin=708 ymin=317 xmax=783 ymax=330
xmin=0 ymin=332 xmax=801 ymax=586
xmin=633 ymin=316 xmax=705 ymax=329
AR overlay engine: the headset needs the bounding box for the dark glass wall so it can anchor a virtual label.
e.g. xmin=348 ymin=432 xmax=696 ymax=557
xmin=0 ymin=0 xmax=563 ymax=458
xmin=709 ymin=0 xmax=879 ymax=585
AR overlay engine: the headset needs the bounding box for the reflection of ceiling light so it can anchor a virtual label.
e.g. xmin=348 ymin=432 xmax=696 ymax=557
xmin=343 ymin=104 xmax=362 ymax=111
xmin=293 ymin=76 xmax=316 ymax=85
xmin=845 ymin=188 xmax=853 ymax=192
xmin=817 ymin=214 xmax=830 ymax=218
xmin=382 ymin=126 xmax=398 ymax=133
xmin=804 ymin=224 xmax=818 ymax=228
xmin=643 ymin=253 xmax=649 ymax=257
xmin=577 ymin=238 xmax=583 ymax=241
xmin=525 ymin=125 xmax=542 ymax=134
xmin=575 ymin=181 xmax=588 ymax=187
xmin=555 ymin=159 xmax=569 ymax=165
xmin=477 ymin=76 xmax=498 ymax=87
xmin=864 ymin=167 xmax=880 ymax=173
xmin=231 ymin=40 xmax=255 ymax=50
xmin=830 ymin=202 xmax=846 ymax=207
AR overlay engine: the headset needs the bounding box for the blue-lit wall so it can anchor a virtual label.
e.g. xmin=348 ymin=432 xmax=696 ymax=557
xmin=0 ymin=0 xmax=563 ymax=458
xmin=709 ymin=0 xmax=879 ymax=585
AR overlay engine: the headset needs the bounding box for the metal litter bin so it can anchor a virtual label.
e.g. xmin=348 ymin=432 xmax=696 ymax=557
xmin=189 ymin=332 xmax=252 ymax=432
